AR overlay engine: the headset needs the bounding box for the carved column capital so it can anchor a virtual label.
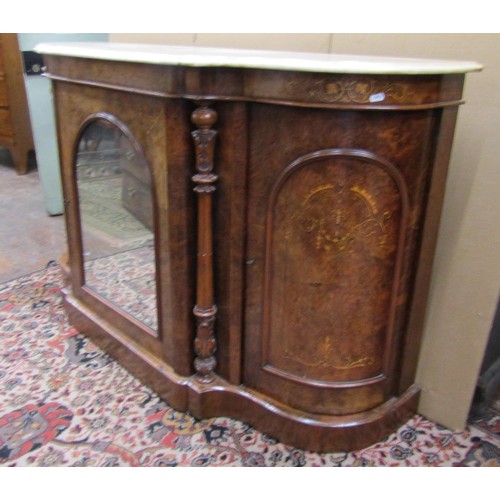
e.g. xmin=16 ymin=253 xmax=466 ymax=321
xmin=191 ymin=104 xmax=218 ymax=130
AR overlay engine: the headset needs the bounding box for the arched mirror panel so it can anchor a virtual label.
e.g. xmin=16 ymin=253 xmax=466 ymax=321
xmin=74 ymin=115 xmax=158 ymax=334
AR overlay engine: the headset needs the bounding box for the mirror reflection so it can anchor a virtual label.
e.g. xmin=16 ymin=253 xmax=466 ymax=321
xmin=76 ymin=118 xmax=157 ymax=333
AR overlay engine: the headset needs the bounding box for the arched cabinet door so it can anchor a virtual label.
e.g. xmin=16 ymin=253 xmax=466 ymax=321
xmin=242 ymin=99 xmax=441 ymax=418
xmin=54 ymin=83 xmax=194 ymax=377
xmin=72 ymin=113 xmax=159 ymax=338
xmin=247 ymin=149 xmax=408 ymax=415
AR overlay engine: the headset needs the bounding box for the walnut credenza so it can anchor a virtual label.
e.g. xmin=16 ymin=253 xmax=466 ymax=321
xmin=38 ymin=43 xmax=481 ymax=452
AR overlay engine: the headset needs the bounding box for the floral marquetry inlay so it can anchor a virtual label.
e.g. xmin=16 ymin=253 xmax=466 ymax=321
xmin=285 ymin=336 xmax=375 ymax=370
xmin=287 ymin=182 xmax=393 ymax=257
xmin=287 ymin=77 xmax=415 ymax=104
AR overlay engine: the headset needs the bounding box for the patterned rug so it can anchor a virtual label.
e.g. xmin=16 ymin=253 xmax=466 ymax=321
xmin=1 ymin=263 xmax=499 ymax=467
xmin=84 ymin=245 xmax=157 ymax=331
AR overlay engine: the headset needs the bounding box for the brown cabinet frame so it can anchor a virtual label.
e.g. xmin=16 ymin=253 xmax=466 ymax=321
xmin=45 ymin=51 xmax=470 ymax=452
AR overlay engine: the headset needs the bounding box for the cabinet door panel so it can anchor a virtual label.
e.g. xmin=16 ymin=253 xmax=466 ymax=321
xmin=263 ymin=150 xmax=407 ymax=386
xmin=244 ymin=103 xmax=435 ymax=415
xmin=53 ymin=83 xmax=194 ymax=374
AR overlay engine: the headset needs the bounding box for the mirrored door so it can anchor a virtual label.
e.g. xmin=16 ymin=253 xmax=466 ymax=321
xmin=75 ymin=116 xmax=158 ymax=334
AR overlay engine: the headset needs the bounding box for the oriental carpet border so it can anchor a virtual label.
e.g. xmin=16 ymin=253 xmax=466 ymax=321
xmin=0 ymin=263 xmax=499 ymax=466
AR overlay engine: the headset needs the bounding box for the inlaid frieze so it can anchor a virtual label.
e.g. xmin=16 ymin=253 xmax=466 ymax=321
xmin=287 ymin=77 xmax=414 ymax=104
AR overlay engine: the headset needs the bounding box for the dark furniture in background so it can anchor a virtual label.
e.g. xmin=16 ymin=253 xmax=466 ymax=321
xmin=0 ymin=34 xmax=34 ymax=174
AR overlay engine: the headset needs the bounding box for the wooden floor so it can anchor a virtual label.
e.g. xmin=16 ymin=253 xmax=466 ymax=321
xmin=0 ymin=151 xmax=66 ymax=283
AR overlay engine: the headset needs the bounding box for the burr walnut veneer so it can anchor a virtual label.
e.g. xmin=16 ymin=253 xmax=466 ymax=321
xmin=38 ymin=43 xmax=481 ymax=452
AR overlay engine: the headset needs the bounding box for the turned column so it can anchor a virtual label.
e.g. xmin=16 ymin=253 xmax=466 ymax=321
xmin=191 ymin=102 xmax=218 ymax=383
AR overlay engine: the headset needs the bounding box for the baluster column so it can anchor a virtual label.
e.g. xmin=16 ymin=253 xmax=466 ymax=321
xmin=191 ymin=102 xmax=218 ymax=383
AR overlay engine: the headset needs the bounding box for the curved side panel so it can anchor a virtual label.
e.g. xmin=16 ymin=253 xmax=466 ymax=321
xmin=187 ymin=379 xmax=420 ymax=453
xmin=262 ymin=149 xmax=409 ymax=389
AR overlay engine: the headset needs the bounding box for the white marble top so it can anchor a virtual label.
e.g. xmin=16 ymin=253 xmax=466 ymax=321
xmin=35 ymin=42 xmax=483 ymax=75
